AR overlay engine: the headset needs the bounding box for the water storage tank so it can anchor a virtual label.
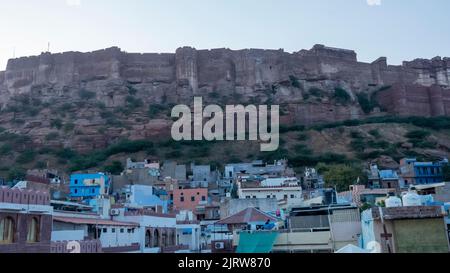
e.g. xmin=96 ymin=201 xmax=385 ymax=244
xmin=385 ymin=196 xmax=402 ymax=207
xmin=402 ymin=191 xmax=422 ymax=207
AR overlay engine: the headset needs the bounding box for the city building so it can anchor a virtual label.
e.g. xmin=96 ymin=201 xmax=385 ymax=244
xmin=224 ymin=160 xmax=291 ymax=180
xmin=215 ymin=207 xmax=281 ymax=253
xmin=399 ymin=158 xmax=448 ymax=186
xmin=173 ymin=188 xmax=208 ymax=212
xmin=123 ymin=185 xmax=168 ymax=213
xmin=113 ymin=207 xmax=180 ymax=253
xmin=219 ymin=198 xmax=279 ymax=219
xmin=300 ymin=167 xmax=324 ymax=190
xmin=69 ymin=173 xmax=110 ymax=199
xmin=237 ymin=176 xmax=303 ymax=209
xmin=361 ymin=206 xmax=449 ymax=253
xmin=367 ymin=164 xmax=400 ymax=190
xmin=0 ymin=187 xmax=53 ymax=253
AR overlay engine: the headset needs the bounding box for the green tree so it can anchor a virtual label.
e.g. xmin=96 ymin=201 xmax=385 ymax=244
xmin=104 ymin=161 xmax=124 ymax=175
xmin=8 ymin=167 xmax=26 ymax=181
xmin=323 ymin=164 xmax=365 ymax=192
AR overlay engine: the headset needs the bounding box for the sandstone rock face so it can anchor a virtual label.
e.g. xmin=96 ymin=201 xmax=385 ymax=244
xmin=0 ymin=45 xmax=449 ymax=152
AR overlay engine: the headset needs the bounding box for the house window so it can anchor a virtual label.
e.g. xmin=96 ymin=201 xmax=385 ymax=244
xmin=27 ymin=217 xmax=40 ymax=243
xmin=291 ymin=195 xmax=295 ymax=198
xmin=201 ymin=196 xmax=206 ymax=201
xmin=267 ymin=195 xmax=271 ymax=199
xmin=74 ymin=189 xmax=78 ymax=194
xmin=127 ymin=229 xmax=132 ymax=233
xmin=191 ymin=196 xmax=195 ymax=202
xmin=112 ymin=228 xmax=116 ymax=233
xmin=284 ymin=195 xmax=288 ymax=199
xmin=0 ymin=217 xmax=15 ymax=244
xmin=74 ymin=179 xmax=78 ymax=184
xmin=103 ymin=228 xmax=107 ymax=233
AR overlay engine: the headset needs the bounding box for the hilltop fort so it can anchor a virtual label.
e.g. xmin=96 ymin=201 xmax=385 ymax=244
xmin=0 ymin=45 xmax=449 ymax=152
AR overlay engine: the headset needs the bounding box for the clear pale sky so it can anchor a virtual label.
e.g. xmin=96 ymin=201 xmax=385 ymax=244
xmin=1 ymin=0 xmax=450 ymax=70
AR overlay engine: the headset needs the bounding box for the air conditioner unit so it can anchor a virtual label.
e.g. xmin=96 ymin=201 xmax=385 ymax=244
xmin=110 ymin=209 xmax=120 ymax=216
xmin=215 ymin=242 xmax=225 ymax=250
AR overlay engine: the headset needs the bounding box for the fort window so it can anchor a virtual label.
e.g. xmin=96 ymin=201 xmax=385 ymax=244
xmin=0 ymin=217 xmax=15 ymax=244
xmin=26 ymin=217 xmax=40 ymax=243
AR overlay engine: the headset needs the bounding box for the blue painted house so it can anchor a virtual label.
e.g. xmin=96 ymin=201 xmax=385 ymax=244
xmin=69 ymin=173 xmax=110 ymax=199
xmin=400 ymin=158 xmax=448 ymax=186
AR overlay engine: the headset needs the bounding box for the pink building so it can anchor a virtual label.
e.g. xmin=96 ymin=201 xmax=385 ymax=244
xmin=173 ymin=188 xmax=208 ymax=212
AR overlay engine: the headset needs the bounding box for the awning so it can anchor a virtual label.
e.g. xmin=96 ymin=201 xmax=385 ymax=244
xmin=236 ymin=231 xmax=278 ymax=253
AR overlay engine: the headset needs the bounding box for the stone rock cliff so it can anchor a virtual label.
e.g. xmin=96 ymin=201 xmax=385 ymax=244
xmin=0 ymin=45 xmax=449 ymax=152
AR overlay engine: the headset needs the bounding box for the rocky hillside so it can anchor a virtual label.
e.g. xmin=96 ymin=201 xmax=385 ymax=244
xmin=0 ymin=45 xmax=449 ymax=178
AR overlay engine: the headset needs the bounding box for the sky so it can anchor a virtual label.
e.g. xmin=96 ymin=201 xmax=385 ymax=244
xmin=1 ymin=0 xmax=450 ymax=70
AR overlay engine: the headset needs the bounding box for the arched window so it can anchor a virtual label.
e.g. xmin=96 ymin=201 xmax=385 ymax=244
xmin=145 ymin=230 xmax=152 ymax=248
xmin=27 ymin=217 xmax=40 ymax=243
xmin=153 ymin=229 xmax=160 ymax=247
xmin=0 ymin=217 xmax=15 ymax=244
xmin=162 ymin=231 xmax=167 ymax=247
xmin=169 ymin=230 xmax=176 ymax=246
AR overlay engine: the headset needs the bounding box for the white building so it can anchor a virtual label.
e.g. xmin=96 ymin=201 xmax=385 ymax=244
xmin=113 ymin=208 xmax=179 ymax=253
xmin=176 ymin=211 xmax=201 ymax=252
xmin=51 ymin=210 xmax=141 ymax=253
xmin=237 ymin=177 xmax=303 ymax=208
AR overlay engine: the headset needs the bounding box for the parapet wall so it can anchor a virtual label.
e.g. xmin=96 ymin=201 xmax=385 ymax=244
xmin=0 ymin=187 xmax=50 ymax=205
